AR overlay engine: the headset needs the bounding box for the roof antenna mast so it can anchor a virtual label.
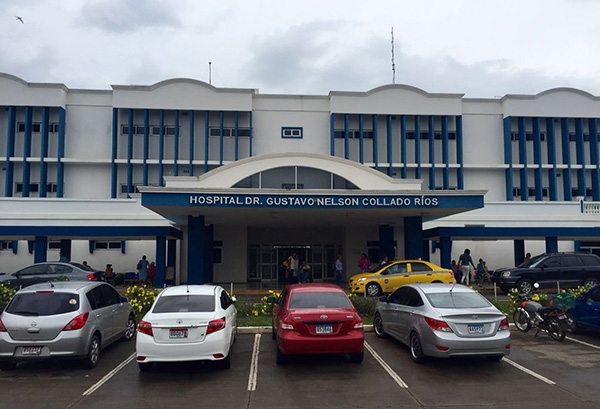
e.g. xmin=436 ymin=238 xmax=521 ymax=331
xmin=209 ymin=61 xmax=212 ymax=85
xmin=391 ymin=27 xmax=396 ymax=84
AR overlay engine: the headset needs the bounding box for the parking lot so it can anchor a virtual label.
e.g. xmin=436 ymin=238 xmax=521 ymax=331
xmin=2 ymin=327 xmax=600 ymax=409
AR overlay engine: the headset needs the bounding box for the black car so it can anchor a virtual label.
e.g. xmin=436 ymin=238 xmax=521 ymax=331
xmin=492 ymin=252 xmax=600 ymax=294
xmin=0 ymin=262 xmax=104 ymax=289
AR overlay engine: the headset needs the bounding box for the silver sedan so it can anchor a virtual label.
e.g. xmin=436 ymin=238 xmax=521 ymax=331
xmin=373 ymin=283 xmax=510 ymax=363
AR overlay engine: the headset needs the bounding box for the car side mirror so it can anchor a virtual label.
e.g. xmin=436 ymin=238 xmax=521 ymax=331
xmin=267 ymin=296 xmax=277 ymax=304
xmin=231 ymin=296 xmax=237 ymax=303
xmin=121 ymin=296 xmax=129 ymax=303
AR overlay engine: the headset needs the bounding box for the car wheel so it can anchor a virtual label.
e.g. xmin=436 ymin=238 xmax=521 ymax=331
xmin=409 ymin=332 xmax=426 ymax=363
xmin=83 ymin=335 xmax=101 ymax=369
xmin=486 ymin=355 xmax=504 ymax=362
xmin=516 ymin=279 xmax=534 ymax=294
xmin=583 ymin=278 xmax=599 ymax=289
xmin=373 ymin=312 xmax=386 ymax=338
xmin=365 ymin=282 xmax=382 ymax=297
xmin=349 ymin=350 xmax=364 ymax=363
xmin=276 ymin=347 xmax=289 ymax=365
xmin=120 ymin=315 xmax=136 ymax=342
xmin=565 ymin=312 xmax=578 ymax=333
xmin=138 ymin=362 xmax=154 ymax=372
xmin=512 ymin=308 xmax=531 ymax=332
xmin=0 ymin=361 xmax=17 ymax=371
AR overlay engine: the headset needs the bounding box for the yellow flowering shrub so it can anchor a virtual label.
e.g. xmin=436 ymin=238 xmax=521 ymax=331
xmin=0 ymin=284 xmax=16 ymax=311
xmin=125 ymin=285 xmax=162 ymax=317
xmin=251 ymin=290 xmax=280 ymax=316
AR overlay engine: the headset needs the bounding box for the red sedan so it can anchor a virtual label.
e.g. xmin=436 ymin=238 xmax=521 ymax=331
xmin=269 ymin=283 xmax=364 ymax=365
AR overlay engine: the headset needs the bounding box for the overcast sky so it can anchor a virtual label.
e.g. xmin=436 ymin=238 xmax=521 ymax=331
xmin=2 ymin=0 xmax=600 ymax=98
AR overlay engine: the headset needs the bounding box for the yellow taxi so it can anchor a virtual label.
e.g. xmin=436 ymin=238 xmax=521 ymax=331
xmin=348 ymin=260 xmax=456 ymax=297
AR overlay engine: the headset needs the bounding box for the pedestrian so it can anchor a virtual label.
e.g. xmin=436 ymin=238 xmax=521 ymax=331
xmin=299 ymin=259 xmax=311 ymax=283
xmin=335 ymin=255 xmax=344 ymax=286
xmin=59 ymin=252 xmax=68 ymax=262
xmin=147 ymin=262 xmax=156 ymax=286
xmin=379 ymin=255 xmax=389 ymax=266
xmin=458 ymin=249 xmax=476 ymax=286
xmin=82 ymin=261 xmax=88 ymax=266
xmin=104 ymin=263 xmax=114 ymax=282
xmin=136 ymin=255 xmax=150 ymax=285
xmin=358 ymin=253 xmax=371 ymax=273
xmin=451 ymin=259 xmax=462 ymax=283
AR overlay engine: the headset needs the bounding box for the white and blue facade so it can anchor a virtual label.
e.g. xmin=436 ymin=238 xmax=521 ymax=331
xmin=0 ymin=73 xmax=599 ymax=285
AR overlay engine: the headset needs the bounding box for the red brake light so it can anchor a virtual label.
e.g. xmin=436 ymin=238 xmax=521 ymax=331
xmin=0 ymin=318 xmax=6 ymax=332
xmin=206 ymin=317 xmax=226 ymax=335
xmin=62 ymin=312 xmax=89 ymax=331
xmin=86 ymin=273 xmax=96 ymax=280
xmin=36 ymin=290 xmax=54 ymax=294
xmin=138 ymin=320 xmax=153 ymax=336
xmin=424 ymin=317 xmax=453 ymax=332
xmin=499 ymin=318 xmax=509 ymax=331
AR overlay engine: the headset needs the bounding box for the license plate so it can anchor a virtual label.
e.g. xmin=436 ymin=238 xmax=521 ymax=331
xmin=468 ymin=324 xmax=484 ymax=334
xmin=22 ymin=346 xmax=42 ymax=356
xmin=316 ymin=325 xmax=332 ymax=334
xmin=169 ymin=329 xmax=188 ymax=338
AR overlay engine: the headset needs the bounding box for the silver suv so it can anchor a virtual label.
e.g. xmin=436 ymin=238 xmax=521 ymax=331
xmin=0 ymin=281 xmax=135 ymax=370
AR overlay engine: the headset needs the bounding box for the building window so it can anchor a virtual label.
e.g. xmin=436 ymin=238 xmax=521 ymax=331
xmin=209 ymin=127 xmax=251 ymax=137
xmin=406 ymin=131 xmax=457 ymax=140
xmin=334 ymin=130 xmax=374 ymax=139
xmin=512 ymin=187 xmax=549 ymax=198
xmin=281 ymin=183 xmax=304 ymax=190
xmin=17 ymin=122 xmax=60 ymax=133
xmin=121 ymin=125 xmax=179 ymax=136
xmin=214 ymin=241 xmax=223 ymax=264
xmin=0 ymin=241 xmax=14 ymax=251
xmin=94 ymin=241 xmax=123 ymax=250
xmin=282 ymin=127 xmax=303 ymax=139
xmin=510 ymin=132 xmax=547 ymax=142
xmin=120 ymin=184 xmax=141 ymax=195
xmin=48 ymin=241 xmax=61 ymax=250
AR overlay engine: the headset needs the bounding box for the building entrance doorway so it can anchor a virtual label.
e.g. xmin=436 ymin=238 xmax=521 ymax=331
xmin=247 ymin=245 xmax=336 ymax=283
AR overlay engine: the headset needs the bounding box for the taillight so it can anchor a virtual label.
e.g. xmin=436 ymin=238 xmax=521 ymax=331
xmin=424 ymin=317 xmax=453 ymax=332
xmin=62 ymin=312 xmax=89 ymax=331
xmin=0 ymin=318 xmax=6 ymax=332
xmin=206 ymin=317 xmax=226 ymax=335
xmin=87 ymin=273 xmax=96 ymax=280
xmin=138 ymin=320 xmax=153 ymax=336
xmin=353 ymin=316 xmax=364 ymax=329
xmin=280 ymin=321 xmax=294 ymax=331
xmin=499 ymin=318 xmax=509 ymax=331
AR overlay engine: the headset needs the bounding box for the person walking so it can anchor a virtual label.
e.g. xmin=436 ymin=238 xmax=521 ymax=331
xmin=137 ymin=255 xmax=150 ymax=285
xmin=459 ymin=249 xmax=476 ymax=286
xmin=358 ymin=253 xmax=371 ymax=273
xmin=451 ymin=259 xmax=462 ymax=284
xmin=335 ymin=255 xmax=344 ymax=287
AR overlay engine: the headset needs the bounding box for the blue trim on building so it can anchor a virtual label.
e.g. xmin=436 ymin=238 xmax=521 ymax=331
xmin=428 ymin=115 xmax=435 ymax=190
xmin=143 ymin=109 xmax=149 ymax=186
xmin=373 ymin=114 xmax=378 ymax=168
xmin=546 ymin=117 xmax=558 ymax=200
xmin=387 ymin=115 xmax=393 ymax=176
xmin=590 ymin=118 xmax=600 ymax=201
xmin=518 ymin=117 xmax=527 ymax=201
xmin=344 ymin=114 xmax=350 ymax=160
xmin=57 ymin=107 xmax=66 ymax=198
xmin=40 ymin=107 xmax=49 ymax=197
xmin=503 ymin=117 xmax=513 ymax=200
xmin=404 ymin=216 xmax=423 ymax=259
xmin=88 ymin=240 xmax=94 ymax=254
xmin=159 ymin=110 xmax=165 ymax=186
xmin=219 ymin=111 xmax=224 ymax=166
xmin=424 ymin=226 xmax=600 ymax=240
xmin=12 ymin=240 xmax=18 ymax=255
xmin=561 ymin=118 xmax=572 ymax=200
xmin=22 ymin=107 xmax=32 ymax=197
xmin=204 ymin=111 xmax=209 ymax=173
xmin=575 ymin=117 xmax=586 ymax=197
xmin=189 ymin=110 xmax=194 ymax=176
xmin=400 ymin=115 xmax=407 ymax=179
xmin=359 ymin=114 xmax=364 ymax=164
xmin=379 ymin=224 xmax=395 ymax=261
xmin=330 ymin=114 xmax=335 ymax=156
xmin=441 ymin=115 xmax=449 ymax=189
xmin=249 ymin=111 xmax=253 ymax=157
xmin=111 ymin=108 xmax=118 ymax=198
xmin=456 ymin=116 xmax=464 ymax=190
xmin=0 ymin=225 xmax=183 ymax=239
xmin=155 ymin=236 xmax=167 ymax=288
xmin=188 ymin=215 xmax=206 ymax=284
xmin=127 ymin=109 xmax=133 ymax=195
xmin=174 ymin=110 xmax=180 ymax=176
xmin=5 ymin=106 xmax=16 ymax=197
xmin=34 ymin=236 xmax=47 ymax=263
xmin=532 ymin=117 xmax=542 ymax=201
xmin=234 ymin=111 xmax=239 ymax=161
xmin=415 ymin=115 xmax=421 ymax=179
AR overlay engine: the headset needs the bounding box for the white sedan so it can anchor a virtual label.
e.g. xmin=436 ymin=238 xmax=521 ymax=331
xmin=136 ymin=285 xmax=237 ymax=371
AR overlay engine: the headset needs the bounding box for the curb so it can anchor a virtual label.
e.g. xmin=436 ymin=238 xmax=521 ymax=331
xmin=238 ymin=325 xmax=374 ymax=334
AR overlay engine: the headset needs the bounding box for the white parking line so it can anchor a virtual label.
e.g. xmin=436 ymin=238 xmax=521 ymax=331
xmin=247 ymin=333 xmax=261 ymax=391
xmin=566 ymin=336 xmax=600 ymax=351
xmin=502 ymin=358 xmax=555 ymax=385
xmin=82 ymin=353 xmax=137 ymax=396
xmin=364 ymin=341 xmax=408 ymax=388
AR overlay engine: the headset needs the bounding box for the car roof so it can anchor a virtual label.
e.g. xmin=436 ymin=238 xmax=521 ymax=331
xmin=16 ymin=281 xmax=103 ymax=293
xmin=408 ymin=283 xmax=475 ymax=294
xmin=286 ymin=283 xmax=346 ymax=293
xmin=158 ymin=285 xmax=222 ymax=296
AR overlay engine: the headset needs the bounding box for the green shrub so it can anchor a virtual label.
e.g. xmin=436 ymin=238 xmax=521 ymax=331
xmin=113 ymin=273 xmax=125 ymax=286
xmin=0 ymin=284 xmax=16 ymax=311
xmin=347 ymin=292 xmax=378 ymax=317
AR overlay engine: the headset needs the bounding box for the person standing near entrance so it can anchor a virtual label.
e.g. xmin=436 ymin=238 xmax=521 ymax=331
xmin=137 ymin=255 xmax=150 ymax=284
xmin=459 ymin=249 xmax=475 ymax=286
xmin=335 ymin=255 xmax=343 ymax=286
xmin=358 ymin=253 xmax=371 ymax=273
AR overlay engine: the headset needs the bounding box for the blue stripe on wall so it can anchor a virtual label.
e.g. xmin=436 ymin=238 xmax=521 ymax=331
xmin=5 ymin=106 xmax=16 ymax=197
xmin=589 ymin=118 xmax=600 ymax=201
xmin=159 ymin=110 xmax=165 ymax=186
xmin=359 ymin=114 xmax=364 ymax=164
xmin=503 ymin=116 xmax=513 ymax=200
xmin=189 ymin=110 xmax=194 ymax=176
xmin=442 ymin=115 xmax=449 ymax=189
xmin=561 ymin=118 xmax=572 ymax=200
xmin=344 ymin=114 xmax=350 ymax=160
xmin=143 ymin=109 xmax=149 ymax=186
xmin=174 ymin=110 xmax=180 ymax=176
xmin=575 ymin=118 xmax=586 ymax=197
xmin=401 ymin=115 xmax=407 ymax=179
xmin=57 ymin=107 xmax=66 ymax=198
xmin=456 ymin=116 xmax=464 ymax=190
xmin=127 ymin=109 xmax=133 ymax=195
xmin=111 ymin=108 xmax=118 ymax=198
xmin=387 ymin=115 xmax=392 ymax=176
xmin=204 ymin=111 xmax=209 ymax=172
xmin=23 ymin=107 xmax=32 ymax=197
xmin=518 ymin=117 xmax=527 ymax=201
xmin=415 ymin=115 xmax=421 ymax=179
xmin=428 ymin=115 xmax=435 ymax=190
xmin=234 ymin=111 xmax=239 ymax=161
xmin=373 ymin=114 xmax=378 ymax=168
xmin=532 ymin=117 xmax=542 ymax=201
xmin=219 ymin=111 xmax=224 ymax=165
xmin=40 ymin=107 xmax=49 ymax=197
xmin=546 ymin=117 xmax=557 ymax=201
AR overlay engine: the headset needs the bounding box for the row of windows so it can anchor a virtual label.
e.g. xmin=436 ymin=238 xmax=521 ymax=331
xmin=510 ymin=132 xmax=598 ymax=142
xmin=16 ymin=122 xmax=60 ymax=133
xmin=121 ymin=125 xmax=251 ymax=137
xmin=15 ymin=183 xmax=58 ymax=193
xmin=333 ymin=130 xmax=457 ymax=140
xmin=512 ymin=187 xmax=594 ymax=198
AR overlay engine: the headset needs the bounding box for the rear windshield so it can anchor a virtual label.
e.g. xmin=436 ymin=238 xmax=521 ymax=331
xmin=152 ymin=295 xmax=215 ymax=313
xmin=5 ymin=292 xmax=80 ymax=316
xmin=289 ymin=292 xmax=353 ymax=309
xmin=426 ymin=293 xmax=491 ymax=309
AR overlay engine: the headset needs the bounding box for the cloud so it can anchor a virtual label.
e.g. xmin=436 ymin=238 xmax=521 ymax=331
xmin=79 ymin=0 xmax=181 ymax=33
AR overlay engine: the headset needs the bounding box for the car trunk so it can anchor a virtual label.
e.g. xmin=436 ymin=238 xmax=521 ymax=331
xmin=3 ymin=311 xmax=80 ymax=341
xmin=148 ymin=312 xmax=216 ymax=344
xmin=288 ymin=308 xmax=359 ymax=336
xmin=438 ymin=309 xmax=505 ymax=338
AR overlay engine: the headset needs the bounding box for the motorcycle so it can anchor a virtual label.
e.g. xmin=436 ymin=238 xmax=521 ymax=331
xmin=512 ymin=284 xmax=570 ymax=342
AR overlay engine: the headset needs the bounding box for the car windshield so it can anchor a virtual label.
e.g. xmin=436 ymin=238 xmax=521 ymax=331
xmin=5 ymin=292 xmax=80 ymax=316
xmin=426 ymin=292 xmax=491 ymax=309
xmin=518 ymin=254 xmax=545 ymax=268
xmin=289 ymin=292 xmax=353 ymax=309
xmin=152 ymin=295 xmax=215 ymax=313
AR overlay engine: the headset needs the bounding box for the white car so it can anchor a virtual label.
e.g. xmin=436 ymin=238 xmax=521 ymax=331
xmin=136 ymin=285 xmax=237 ymax=371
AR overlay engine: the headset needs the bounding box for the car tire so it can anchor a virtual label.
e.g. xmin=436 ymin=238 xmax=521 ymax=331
xmin=583 ymin=278 xmax=599 ymax=289
xmin=516 ymin=279 xmax=534 ymax=294
xmin=365 ymin=282 xmax=382 ymax=297
xmin=138 ymin=362 xmax=154 ymax=372
xmin=349 ymin=351 xmax=364 ymax=363
xmin=0 ymin=361 xmax=17 ymax=371
xmin=276 ymin=347 xmax=289 ymax=365
xmin=373 ymin=312 xmax=386 ymax=338
xmin=512 ymin=308 xmax=531 ymax=332
xmin=119 ymin=315 xmax=137 ymax=342
xmin=83 ymin=335 xmax=100 ymax=369
xmin=409 ymin=332 xmax=426 ymax=363
xmin=565 ymin=312 xmax=578 ymax=333
xmin=486 ymin=355 xmax=504 ymax=362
